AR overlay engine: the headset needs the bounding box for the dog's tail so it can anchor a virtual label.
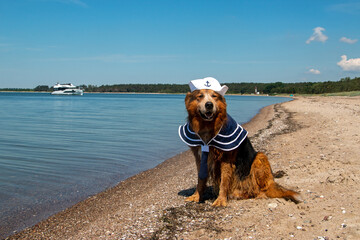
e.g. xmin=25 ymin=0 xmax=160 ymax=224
xmin=265 ymin=182 xmax=302 ymax=203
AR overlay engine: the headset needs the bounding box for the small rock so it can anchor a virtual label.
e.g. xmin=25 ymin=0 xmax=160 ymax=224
xmin=296 ymin=226 xmax=302 ymax=230
xmin=268 ymin=203 xmax=278 ymax=209
xmin=326 ymin=174 xmax=345 ymax=184
xmin=323 ymin=215 xmax=332 ymax=221
xmin=273 ymin=170 xmax=287 ymax=178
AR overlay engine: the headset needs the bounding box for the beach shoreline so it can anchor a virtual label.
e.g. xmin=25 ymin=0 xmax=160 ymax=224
xmin=6 ymin=96 xmax=360 ymax=239
xmin=3 ymin=99 xmax=277 ymax=239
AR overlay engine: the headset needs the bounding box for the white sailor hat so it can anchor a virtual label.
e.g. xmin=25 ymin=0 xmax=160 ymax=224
xmin=189 ymin=77 xmax=228 ymax=96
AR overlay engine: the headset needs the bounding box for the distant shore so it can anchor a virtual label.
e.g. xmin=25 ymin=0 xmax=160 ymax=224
xmin=2 ymin=76 xmax=360 ymax=96
xmin=6 ymin=96 xmax=360 ymax=239
xmin=0 ymin=90 xmax=271 ymax=96
xmin=2 ymin=89 xmax=360 ymax=97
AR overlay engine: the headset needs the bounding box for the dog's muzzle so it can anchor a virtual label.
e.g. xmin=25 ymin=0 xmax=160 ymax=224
xmin=199 ymin=101 xmax=216 ymax=121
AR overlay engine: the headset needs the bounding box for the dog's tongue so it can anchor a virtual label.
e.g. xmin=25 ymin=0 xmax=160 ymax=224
xmin=205 ymin=112 xmax=213 ymax=118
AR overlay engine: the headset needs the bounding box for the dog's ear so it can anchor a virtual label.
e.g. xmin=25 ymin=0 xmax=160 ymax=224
xmin=185 ymin=92 xmax=192 ymax=106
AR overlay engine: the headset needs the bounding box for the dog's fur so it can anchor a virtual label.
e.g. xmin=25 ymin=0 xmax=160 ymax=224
xmin=184 ymin=89 xmax=301 ymax=207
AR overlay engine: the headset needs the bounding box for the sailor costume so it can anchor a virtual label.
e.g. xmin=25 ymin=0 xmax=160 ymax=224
xmin=178 ymin=114 xmax=248 ymax=179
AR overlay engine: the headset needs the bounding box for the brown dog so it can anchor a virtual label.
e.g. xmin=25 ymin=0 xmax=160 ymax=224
xmin=179 ymin=89 xmax=301 ymax=207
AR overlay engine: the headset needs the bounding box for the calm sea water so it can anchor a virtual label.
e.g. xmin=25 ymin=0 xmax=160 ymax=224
xmin=0 ymin=92 xmax=290 ymax=237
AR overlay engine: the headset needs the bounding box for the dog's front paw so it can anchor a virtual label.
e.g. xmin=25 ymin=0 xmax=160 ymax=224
xmin=185 ymin=192 xmax=200 ymax=202
xmin=212 ymin=197 xmax=227 ymax=207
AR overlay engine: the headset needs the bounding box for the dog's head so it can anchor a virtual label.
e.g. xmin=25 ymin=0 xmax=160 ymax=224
xmin=185 ymin=89 xmax=227 ymax=122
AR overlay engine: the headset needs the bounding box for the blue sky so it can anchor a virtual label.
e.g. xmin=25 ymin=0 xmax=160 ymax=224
xmin=1 ymin=0 xmax=360 ymax=88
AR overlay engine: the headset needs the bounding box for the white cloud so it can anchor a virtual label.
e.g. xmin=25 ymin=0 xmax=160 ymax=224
xmin=0 ymin=43 xmax=14 ymax=52
xmin=43 ymin=54 xmax=178 ymax=63
xmin=337 ymin=55 xmax=360 ymax=71
xmin=340 ymin=37 xmax=358 ymax=44
xmin=308 ymin=68 xmax=321 ymax=74
xmin=327 ymin=3 xmax=360 ymax=14
xmin=0 ymin=43 xmax=12 ymax=47
xmin=25 ymin=47 xmax=43 ymax=51
xmin=65 ymin=0 xmax=87 ymax=7
xmin=306 ymin=27 xmax=328 ymax=44
xmin=46 ymin=0 xmax=88 ymax=7
xmin=209 ymin=60 xmax=280 ymax=64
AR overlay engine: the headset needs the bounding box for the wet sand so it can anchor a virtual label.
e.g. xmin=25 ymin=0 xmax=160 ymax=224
xmin=6 ymin=96 xmax=360 ymax=239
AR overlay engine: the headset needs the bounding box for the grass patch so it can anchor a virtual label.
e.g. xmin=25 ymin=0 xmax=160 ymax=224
xmin=275 ymin=91 xmax=360 ymax=97
xmin=321 ymin=91 xmax=360 ymax=97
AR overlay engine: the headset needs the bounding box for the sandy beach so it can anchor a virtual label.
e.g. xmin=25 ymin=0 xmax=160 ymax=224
xmin=6 ymin=96 xmax=360 ymax=239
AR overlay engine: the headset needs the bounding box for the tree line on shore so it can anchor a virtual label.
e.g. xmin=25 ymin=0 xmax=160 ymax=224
xmin=3 ymin=76 xmax=360 ymax=95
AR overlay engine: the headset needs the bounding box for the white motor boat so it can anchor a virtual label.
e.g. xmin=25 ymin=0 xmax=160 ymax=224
xmin=51 ymin=83 xmax=84 ymax=95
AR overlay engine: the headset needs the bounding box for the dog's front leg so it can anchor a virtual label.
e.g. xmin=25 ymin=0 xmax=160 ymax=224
xmin=185 ymin=177 xmax=207 ymax=203
xmin=212 ymin=161 xmax=233 ymax=207
xmin=186 ymin=147 xmax=207 ymax=203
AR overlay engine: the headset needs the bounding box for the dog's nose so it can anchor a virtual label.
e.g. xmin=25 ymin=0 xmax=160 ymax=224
xmin=205 ymin=101 xmax=213 ymax=110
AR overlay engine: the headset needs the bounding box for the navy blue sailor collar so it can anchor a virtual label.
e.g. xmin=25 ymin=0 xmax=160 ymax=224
xmin=178 ymin=114 xmax=248 ymax=152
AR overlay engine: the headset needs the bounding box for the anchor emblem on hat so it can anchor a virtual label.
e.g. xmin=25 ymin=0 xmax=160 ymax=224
xmin=204 ymin=81 xmax=211 ymax=87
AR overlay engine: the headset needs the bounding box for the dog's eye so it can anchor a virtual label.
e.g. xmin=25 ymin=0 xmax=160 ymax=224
xmin=211 ymin=94 xmax=217 ymax=98
xmin=196 ymin=94 xmax=203 ymax=101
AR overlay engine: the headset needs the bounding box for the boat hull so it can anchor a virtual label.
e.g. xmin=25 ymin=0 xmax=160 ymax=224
xmin=51 ymin=90 xmax=83 ymax=95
